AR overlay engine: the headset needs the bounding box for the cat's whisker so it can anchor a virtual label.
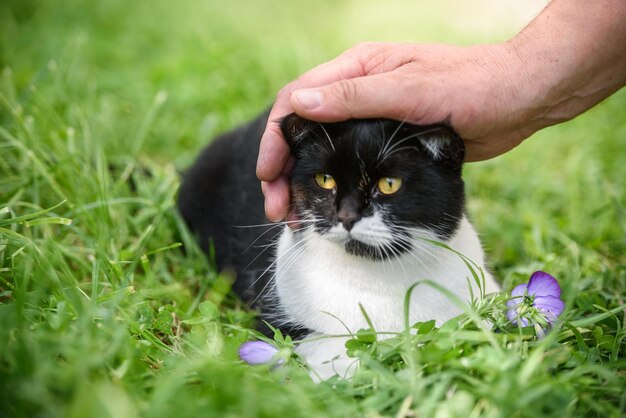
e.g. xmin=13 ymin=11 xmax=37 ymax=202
xmin=243 ymin=232 xmax=284 ymax=272
xmin=377 ymin=117 xmax=408 ymax=161
xmin=241 ymin=218 xmax=321 ymax=255
xmin=317 ymin=123 xmax=336 ymax=151
xmin=377 ymin=126 xmax=449 ymax=166
xmin=251 ymin=222 xmax=325 ymax=305
xmin=245 ymin=224 xmax=321 ymax=297
xmin=254 ymin=230 xmax=327 ymax=313
xmin=241 ymin=223 xmax=289 ymax=255
xmin=249 ymin=259 xmax=282 ymax=305
xmin=244 ymin=235 xmax=285 ymax=296
xmin=380 ymin=146 xmax=421 ymax=162
xmin=232 ymin=220 xmax=302 ymax=228
xmin=377 ymin=239 xmax=401 ymax=277
xmin=381 ymin=135 xmax=417 ymax=162
xmin=378 ymin=131 xmax=425 ymax=163
xmin=395 ymin=244 xmax=439 ymax=281
xmin=386 ymin=230 xmax=445 ymax=278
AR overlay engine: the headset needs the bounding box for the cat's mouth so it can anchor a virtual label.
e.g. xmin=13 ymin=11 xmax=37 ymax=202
xmin=318 ymin=217 xmax=410 ymax=260
xmin=323 ymin=236 xmax=405 ymax=260
xmin=344 ymin=239 xmax=386 ymax=259
xmin=345 ymin=237 xmax=415 ymax=260
xmin=321 ymin=230 xmax=387 ymax=259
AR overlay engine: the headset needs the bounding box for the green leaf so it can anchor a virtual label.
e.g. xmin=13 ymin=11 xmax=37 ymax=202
xmin=413 ymin=320 xmax=437 ymax=334
xmin=198 ymin=301 xmax=219 ymax=320
xmin=569 ymin=305 xmax=625 ymax=328
xmin=22 ymin=216 xmax=72 ymax=227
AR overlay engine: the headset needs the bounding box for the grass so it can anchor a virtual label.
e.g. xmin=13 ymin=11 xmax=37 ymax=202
xmin=1 ymin=0 xmax=625 ymax=417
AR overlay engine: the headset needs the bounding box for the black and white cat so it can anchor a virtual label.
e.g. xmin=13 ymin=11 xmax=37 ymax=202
xmin=178 ymin=111 xmax=499 ymax=379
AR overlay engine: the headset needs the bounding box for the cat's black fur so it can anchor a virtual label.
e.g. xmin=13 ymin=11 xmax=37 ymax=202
xmin=178 ymin=111 xmax=465 ymax=335
xmin=178 ymin=112 xmax=273 ymax=304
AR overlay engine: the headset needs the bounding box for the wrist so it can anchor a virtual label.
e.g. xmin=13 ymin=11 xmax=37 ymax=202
xmin=504 ymin=0 xmax=626 ymax=130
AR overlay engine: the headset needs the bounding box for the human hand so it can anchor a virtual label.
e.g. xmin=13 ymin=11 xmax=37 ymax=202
xmin=256 ymin=41 xmax=536 ymax=222
xmin=257 ymin=0 xmax=626 ymax=223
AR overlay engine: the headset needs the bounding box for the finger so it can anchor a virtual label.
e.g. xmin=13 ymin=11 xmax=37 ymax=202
xmin=261 ymin=176 xmax=290 ymax=222
xmin=289 ymin=72 xmax=427 ymax=123
xmin=286 ymin=208 xmax=300 ymax=230
xmin=256 ymin=53 xmax=366 ymax=182
xmin=256 ymin=121 xmax=291 ymax=182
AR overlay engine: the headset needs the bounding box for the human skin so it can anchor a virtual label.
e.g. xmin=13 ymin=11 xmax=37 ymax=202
xmin=256 ymin=0 xmax=626 ymax=222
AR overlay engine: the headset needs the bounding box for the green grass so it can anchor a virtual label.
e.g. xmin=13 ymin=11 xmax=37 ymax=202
xmin=1 ymin=0 xmax=625 ymax=417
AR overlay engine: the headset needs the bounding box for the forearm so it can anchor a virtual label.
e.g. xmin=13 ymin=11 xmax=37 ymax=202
xmin=508 ymin=0 xmax=626 ymax=129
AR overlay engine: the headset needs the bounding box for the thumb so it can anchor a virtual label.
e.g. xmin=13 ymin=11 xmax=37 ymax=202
xmin=289 ymin=73 xmax=419 ymax=122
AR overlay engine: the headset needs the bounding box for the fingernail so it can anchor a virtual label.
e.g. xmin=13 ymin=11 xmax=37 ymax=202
xmin=267 ymin=212 xmax=285 ymax=223
xmin=293 ymin=90 xmax=323 ymax=110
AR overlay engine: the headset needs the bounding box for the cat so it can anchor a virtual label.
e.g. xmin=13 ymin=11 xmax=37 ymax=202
xmin=178 ymin=110 xmax=500 ymax=380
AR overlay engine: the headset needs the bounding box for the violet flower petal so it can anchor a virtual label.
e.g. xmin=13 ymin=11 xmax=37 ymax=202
xmin=239 ymin=341 xmax=279 ymax=365
xmin=507 ymin=305 xmax=529 ymax=326
xmin=534 ymin=295 xmax=565 ymax=318
xmin=510 ymin=283 xmax=528 ymax=298
xmin=506 ymin=309 xmax=517 ymax=322
xmin=527 ymin=271 xmax=561 ymax=298
xmin=506 ymin=284 xmax=527 ymax=317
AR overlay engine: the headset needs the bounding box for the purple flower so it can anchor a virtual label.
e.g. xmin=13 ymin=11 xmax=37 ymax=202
xmin=239 ymin=341 xmax=281 ymax=365
xmin=507 ymin=271 xmax=565 ymax=327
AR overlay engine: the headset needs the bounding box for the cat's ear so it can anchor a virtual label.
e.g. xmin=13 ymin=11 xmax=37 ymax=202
xmin=279 ymin=113 xmax=318 ymax=154
xmin=415 ymin=125 xmax=465 ymax=168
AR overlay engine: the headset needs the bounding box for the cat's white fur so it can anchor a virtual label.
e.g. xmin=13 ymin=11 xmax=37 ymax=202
xmin=274 ymin=214 xmax=499 ymax=380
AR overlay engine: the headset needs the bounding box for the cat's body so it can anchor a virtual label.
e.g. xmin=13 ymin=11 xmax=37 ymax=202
xmin=178 ymin=111 xmax=499 ymax=379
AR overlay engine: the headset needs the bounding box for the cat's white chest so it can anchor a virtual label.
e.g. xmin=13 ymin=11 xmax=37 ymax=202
xmin=273 ymin=215 xmax=498 ymax=380
xmin=274 ymin=216 xmax=497 ymax=335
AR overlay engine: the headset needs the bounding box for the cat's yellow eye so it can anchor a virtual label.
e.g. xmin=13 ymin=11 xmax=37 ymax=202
xmin=377 ymin=177 xmax=402 ymax=195
xmin=315 ymin=173 xmax=336 ymax=190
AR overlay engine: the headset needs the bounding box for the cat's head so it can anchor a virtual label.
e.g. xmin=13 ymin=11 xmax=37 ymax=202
xmin=280 ymin=113 xmax=465 ymax=260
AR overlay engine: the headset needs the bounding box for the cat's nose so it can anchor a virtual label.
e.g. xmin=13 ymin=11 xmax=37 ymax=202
xmin=339 ymin=212 xmax=360 ymax=231
xmin=337 ymin=197 xmax=362 ymax=231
